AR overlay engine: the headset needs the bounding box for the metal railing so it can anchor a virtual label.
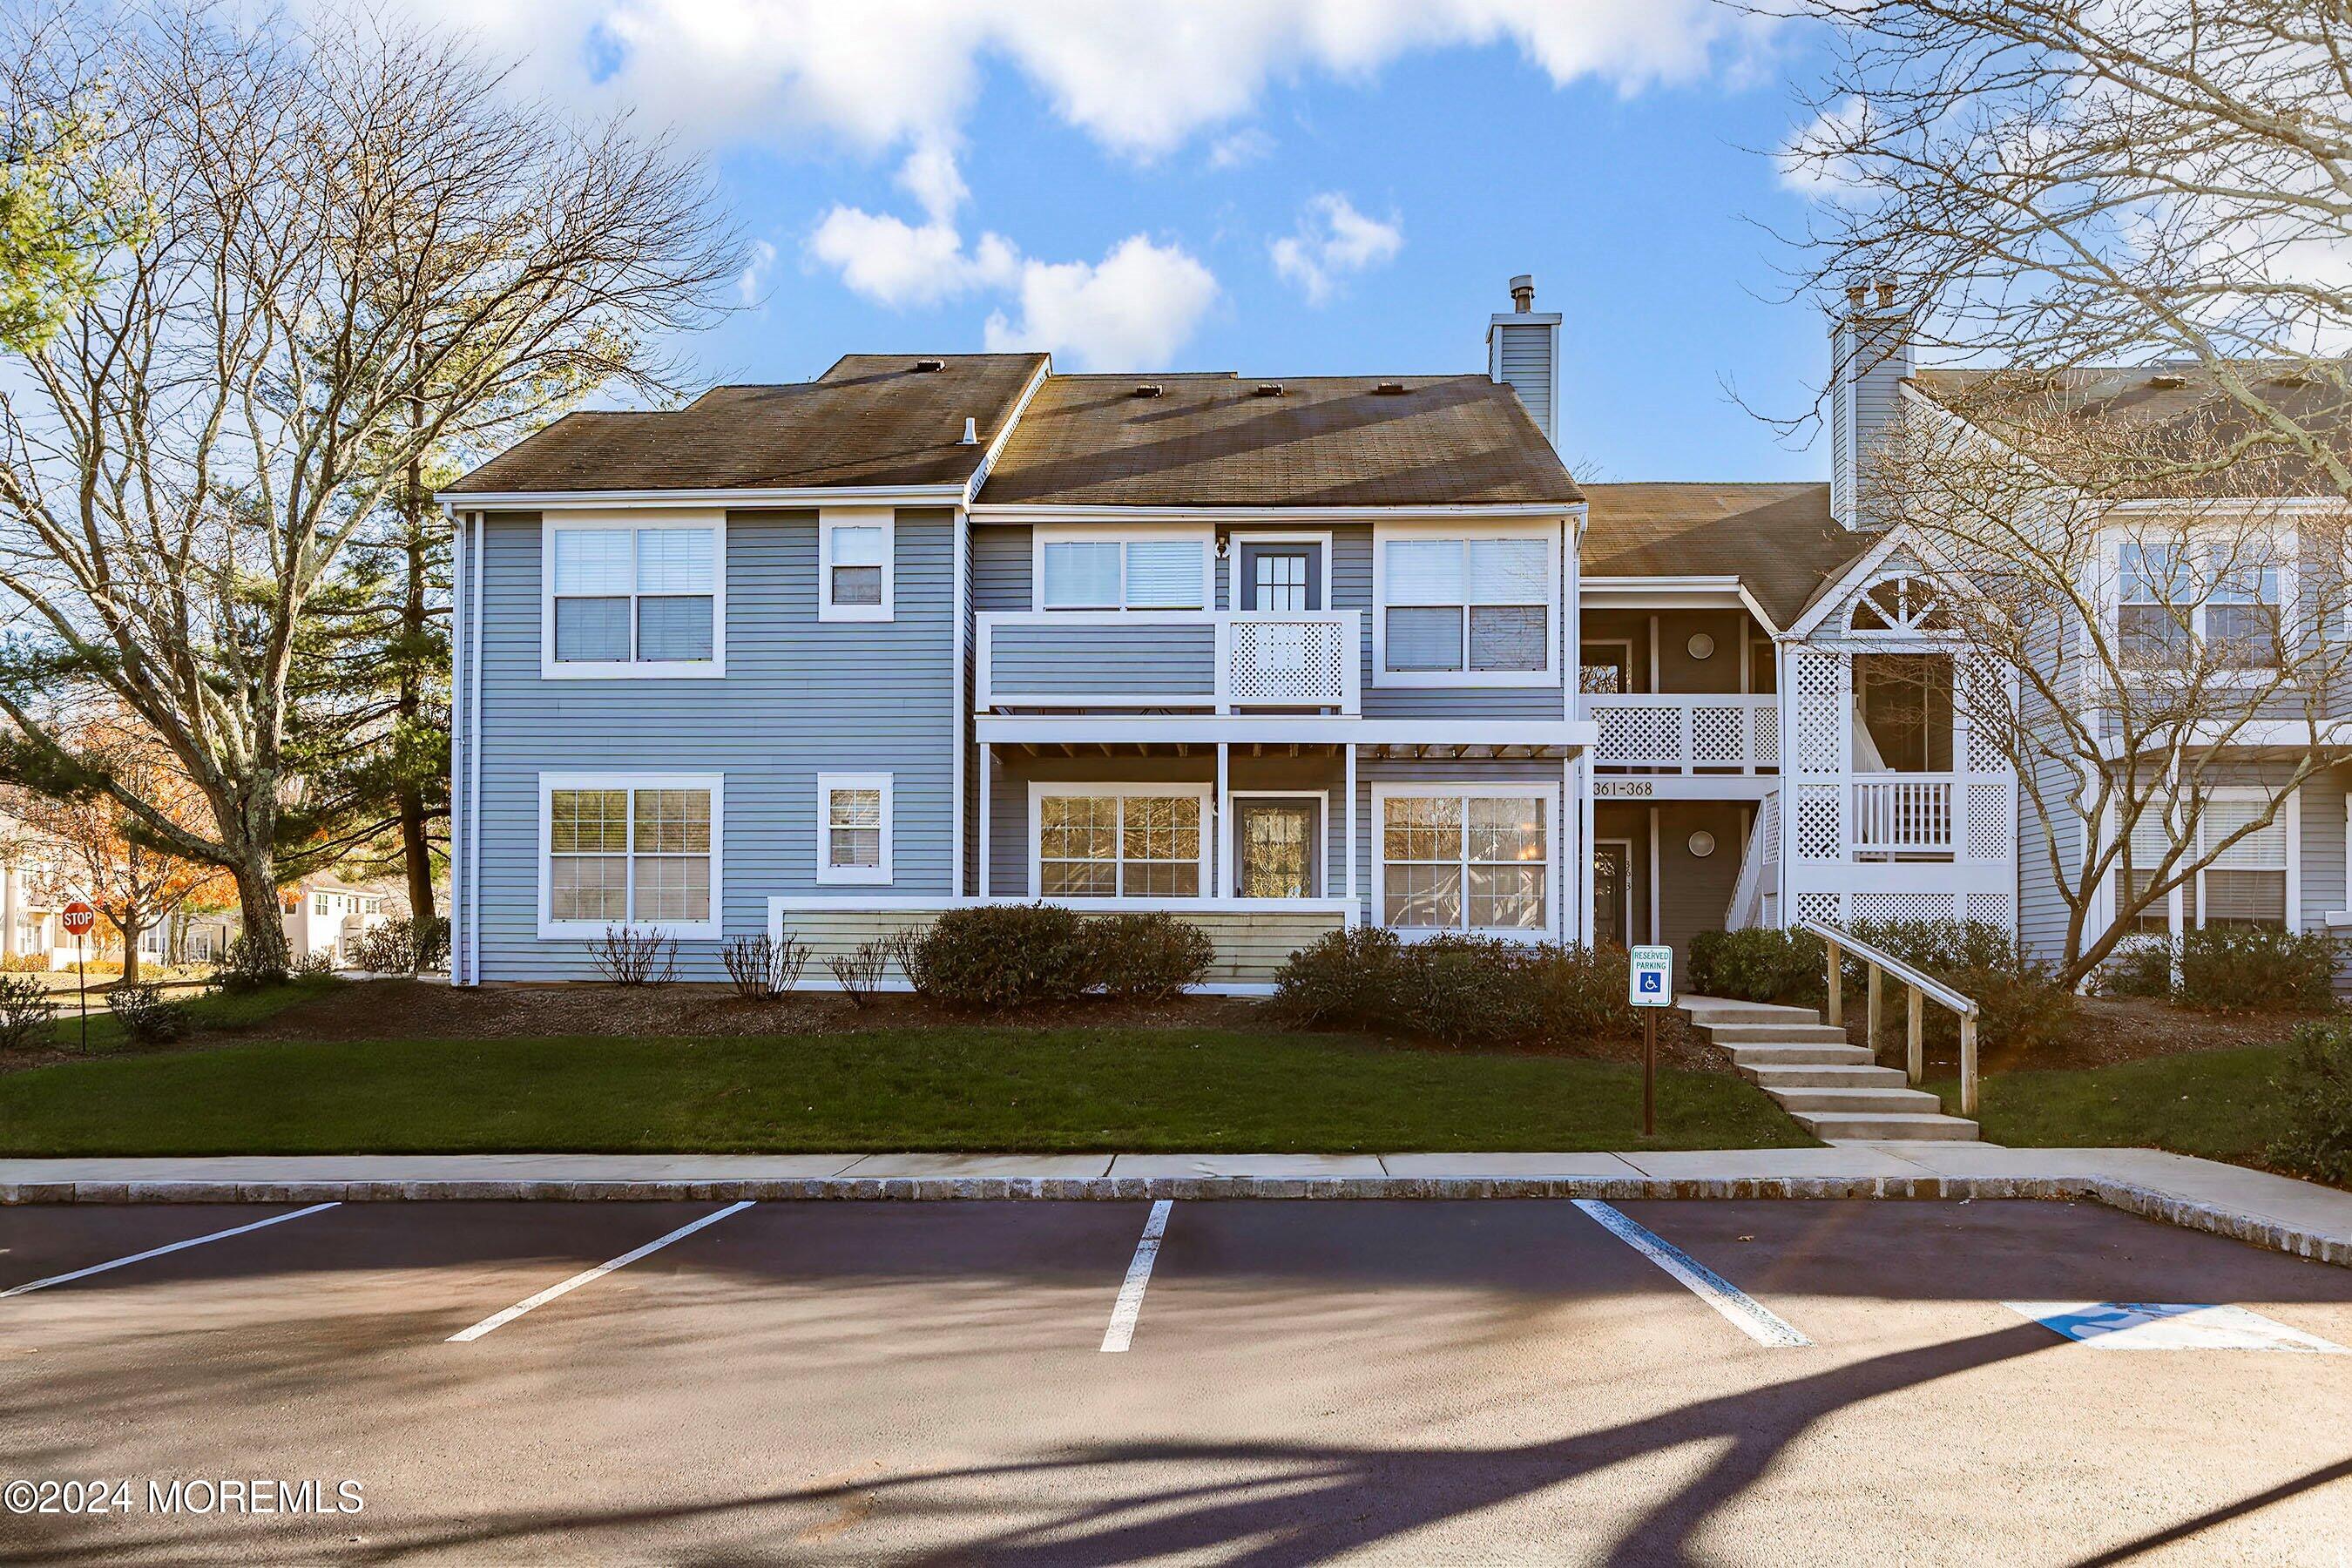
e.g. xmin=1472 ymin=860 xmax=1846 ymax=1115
xmin=1798 ymin=917 xmax=1980 ymax=1116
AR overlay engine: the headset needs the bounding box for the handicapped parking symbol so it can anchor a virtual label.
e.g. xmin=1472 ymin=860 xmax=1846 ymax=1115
xmin=1639 ymin=972 xmax=1662 ymax=994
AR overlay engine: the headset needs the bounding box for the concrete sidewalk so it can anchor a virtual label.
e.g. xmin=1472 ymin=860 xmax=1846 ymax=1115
xmin=1 ymin=1145 xmax=2345 ymax=1267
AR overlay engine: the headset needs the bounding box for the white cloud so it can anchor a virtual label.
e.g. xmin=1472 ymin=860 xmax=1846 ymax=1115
xmin=360 ymin=0 xmax=1774 ymax=160
xmin=1269 ymin=193 xmax=1402 ymax=305
xmin=1206 ymin=127 xmax=1275 ymax=170
xmin=984 ymin=235 xmax=1219 ymax=369
xmin=736 ymin=239 xmax=778 ymax=305
xmin=896 ymin=139 xmax=969 ymax=222
xmin=808 ymin=207 xmax=1020 ymax=308
xmin=1778 ymin=97 xmax=1874 ymax=198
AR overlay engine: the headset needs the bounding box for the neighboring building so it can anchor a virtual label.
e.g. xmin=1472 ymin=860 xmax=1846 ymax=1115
xmin=0 ymin=812 xmax=77 ymax=969
xmin=280 ymin=878 xmax=395 ymax=967
xmin=433 ymin=274 xmax=2330 ymax=990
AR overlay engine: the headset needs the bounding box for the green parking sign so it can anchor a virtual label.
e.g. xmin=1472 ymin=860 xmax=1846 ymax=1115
xmin=1629 ymin=944 xmax=1673 ymax=1008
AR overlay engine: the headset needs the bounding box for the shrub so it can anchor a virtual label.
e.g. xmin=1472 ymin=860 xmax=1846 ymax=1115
xmin=1686 ymin=927 xmax=1825 ymax=1008
xmin=2175 ymin=926 xmax=2338 ymax=1013
xmin=347 ymin=916 xmax=451 ymax=975
xmin=1271 ymin=925 xmax=1409 ymax=1029
xmin=214 ymin=935 xmax=289 ymax=994
xmin=827 ymin=936 xmax=895 ymax=1008
xmin=587 ymin=924 xmax=675 ymax=985
xmin=1 ymin=952 xmax=49 ymax=973
xmin=1848 ymin=917 xmax=2076 ymax=1053
xmin=1395 ymin=934 xmax=1539 ymax=1045
xmin=2093 ymin=939 xmax=2174 ymax=999
xmin=1085 ymin=911 xmax=1214 ymax=1002
xmin=1524 ymin=942 xmax=1639 ymax=1045
xmin=2269 ymin=1021 xmax=2352 ymax=1186
xmin=0 ymin=975 xmax=57 ymax=1050
xmin=902 ymin=903 xmax=1095 ymax=1010
xmin=292 ymin=950 xmax=339 ymax=977
xmin=106 ymin=981 xmax=191 ymax=1044
xmin=720 ymin=932 xmax=812 ymax=1000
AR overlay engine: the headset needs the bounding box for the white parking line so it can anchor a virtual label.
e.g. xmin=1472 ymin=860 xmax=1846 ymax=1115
xmin=0 ymin=1203 xmax=342 ymax=1299
xmin=1572 ymin=1200 xmax=1812 ymax=1348
xmin=447 ymin=1200 xmax=756 ymax=1343
xmin=1100 ymin=1200 xmax=1173 ymax=1354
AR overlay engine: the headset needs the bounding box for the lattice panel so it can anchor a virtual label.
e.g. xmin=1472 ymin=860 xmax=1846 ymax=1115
xmin=1596 ymin=705 xmax=1679 ymax=764
xmin=1754 ymin=709 xmax=1781 ymax=766
xmin=1967 ymin=894 xmax=2014 ymax=929
xmin=1962 ymin=659 xmax=2010 ymax=774
xmin=1851 ymin=891 xmax=1958 ymax=924
xmin=1759 ymin=791 xmax=1781 ymax=870
xmin=1228 ymin=619 xmax=1346 ymax=706
xmin=1797 ymin=892 xmax=1842 ymax=926
xmin=1794 ymin=651 xmax=1844 ymax=774
xmin=1692 ymin=705 xmax=1743 ymax=764
xmin=1795 ymin=786 xmax=1842 ymax=860
xmin=1966 ymin=781 xmax=2009 ymax=862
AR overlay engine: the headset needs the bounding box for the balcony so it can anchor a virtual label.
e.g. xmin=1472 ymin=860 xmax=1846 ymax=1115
xmin=1851 ymin=774 xmax=1955 ymax=856
xmin=978 ymin=611 xmax=1361 ymax=715
xmin=1585 ymin=694 xmax=1778 ymax=772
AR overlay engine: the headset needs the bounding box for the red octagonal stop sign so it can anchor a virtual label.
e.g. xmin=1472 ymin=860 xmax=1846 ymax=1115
xmin=60 ymin=901 xmax=96 ymax=936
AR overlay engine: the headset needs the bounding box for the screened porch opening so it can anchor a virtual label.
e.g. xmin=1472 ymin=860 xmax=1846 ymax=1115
xmin=1851 ymin=652 xmax=1956 ymax=861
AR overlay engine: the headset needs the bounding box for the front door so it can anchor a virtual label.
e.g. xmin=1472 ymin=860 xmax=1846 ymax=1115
xmin=1593 ymin=841 xmax=1631 ymax=949
xmin=1235 ymin=798 xmax=1320 ymax=897
xmin=1238 ymin=543 xmax=1321 ymax=612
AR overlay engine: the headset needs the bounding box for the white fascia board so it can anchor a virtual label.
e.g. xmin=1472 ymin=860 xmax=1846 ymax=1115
xmin=436 ymin=484 xmax=969 ymax=511
xmin=1578 ymin=576 xmax=1783 ymax=634
xmin=966 ymin=502 xmax=1575 ymax=524
xmin=976 ymin=714 xmax=1597 ymax=748
xmin=964 ymin=358 xmax=1052 ymax=502
xmin=2092 ymin=718 xmax=2352 ymax=757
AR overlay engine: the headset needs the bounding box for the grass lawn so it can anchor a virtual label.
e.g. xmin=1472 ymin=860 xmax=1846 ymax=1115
xmin=35 ymin=975 xmax=342 ymax=1053
xmin=0 ymin=1028 xmax=1815 ymax=1155
xmin=1933 ymin=1046 xmax=2296 ymax=1167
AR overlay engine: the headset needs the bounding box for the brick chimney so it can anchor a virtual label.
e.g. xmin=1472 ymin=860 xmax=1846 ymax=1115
xmin=1830 ymin=275 xmax=1912 ymax=530
xmin=1488 ymin=274 xmax=1562 ymax=449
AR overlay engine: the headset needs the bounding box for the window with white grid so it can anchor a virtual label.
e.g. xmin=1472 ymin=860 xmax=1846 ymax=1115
xmin=1034 ymin=788 xmax=1206 ymax=897
xmin=816 ymin=773 xmax=893 ymax=884
xmin=545 ymin=520 xmax=720 ymax=674
xmin=1036 ymin=531 xmax=1207 ymax=611
xmin=542 ymin=774 xmax=720 ymax=936
xmin=1376 ymin=531 xmax=1554 ymax=683
xmin=820 ymin=509 xmax=895 ymax=622
xmin=1377 ymin=790 xmax=1551 ymax=936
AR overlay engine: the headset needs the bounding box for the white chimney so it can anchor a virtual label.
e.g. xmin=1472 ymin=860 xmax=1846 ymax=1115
xmin=1829 ymin=275 xmax=1912 ymax=531
xmin=1487 ymin=274 xmax=1561 ymax=449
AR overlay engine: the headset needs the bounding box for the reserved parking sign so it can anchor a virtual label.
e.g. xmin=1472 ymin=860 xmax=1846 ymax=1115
xmin=1629 ymin=944 xmax=1673 ymax=1008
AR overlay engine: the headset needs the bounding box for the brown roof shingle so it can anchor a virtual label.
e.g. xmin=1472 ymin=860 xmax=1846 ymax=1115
xmin=443 ymin=353 xmax=1047 ymax=495
xmin=1580 ymin=482 xmax=1876 ymax=628
xmin=974 ymin=373 xmax=1580 ymax=508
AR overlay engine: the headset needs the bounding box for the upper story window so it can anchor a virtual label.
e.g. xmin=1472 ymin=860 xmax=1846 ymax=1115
xmin=543 ymin=516 xmax=724 ymax=679
xmin=1036 ymin=529 xmax=1207 ymax=612
xmin=819 ymin=508 xmax=894 ymax=622
xmin=2116 ymin=540 xmax=2281 ymax=670
xmin=1375 ymin=530 xmax=1555 ymax=686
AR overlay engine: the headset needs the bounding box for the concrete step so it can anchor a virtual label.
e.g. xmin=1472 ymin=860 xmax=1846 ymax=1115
xmin=1743 ymin=1063 xmax=1914 ymax=1091
xmin=1727 ymin=1043 xmax=1877 ymax=1068
xmin=1699 ymin=1022 xmax=1851 ymax=1045
xmin=1790 ymin=1112 xmax=1981 ymax=1142
xmin=1680 ymin=996 xmax=1821 ymax=1027
xmin=1766 ymin=1085 xmax=1945 ymax=1114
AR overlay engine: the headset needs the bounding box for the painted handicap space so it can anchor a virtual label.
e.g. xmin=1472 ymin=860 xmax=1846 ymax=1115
xmin=2006 ymin=1301 xmax=2349 ymax=1353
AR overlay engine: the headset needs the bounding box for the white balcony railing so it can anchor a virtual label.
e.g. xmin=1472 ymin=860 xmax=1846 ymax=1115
xmin=1850 ymin=774 xmax=1955 ymax=855
xmin=977 ymin=611 xmax=1361 ymax=715
xmin=1585 ymin=694 xmax=1778 ymax=772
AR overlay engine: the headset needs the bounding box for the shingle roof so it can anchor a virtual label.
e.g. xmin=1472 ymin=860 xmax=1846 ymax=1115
xmin=974 ymin=373 xmax=1581 ymax=508
xmin=443 ymin=354 xmax=1048 ymax=495
xmin=1909 ymin=364 xmax=2352 ymax=497
xmin=1579 ymin=482 xmax=1876 ymax=629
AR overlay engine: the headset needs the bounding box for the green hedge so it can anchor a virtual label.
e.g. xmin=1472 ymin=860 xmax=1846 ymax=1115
xmin=1272 ymin=930 xmax=1636 ymax=1047
xmin=2096 ymin=927 xmax=2340 ymax=1013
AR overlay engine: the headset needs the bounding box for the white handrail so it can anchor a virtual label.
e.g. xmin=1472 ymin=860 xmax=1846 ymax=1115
xmin=1797 ymin=916 xmax=1980 ymax=1116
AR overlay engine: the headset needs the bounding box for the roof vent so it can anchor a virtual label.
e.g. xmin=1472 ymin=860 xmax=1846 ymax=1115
xmin=2146 ymin=374 xmax=2186 ymax=389
xmin=1253 ymin=382 xmax=1284 ymax=397
xmin=1374 ymin=380 xmax=1407 ymax=395
xmin=958 ymin=416 xmax=978 ymax=445
xmin=912 ymin=358 xmax=945 ymax=373
xmin=1133 ymin=382 xmax=1163 ymax=397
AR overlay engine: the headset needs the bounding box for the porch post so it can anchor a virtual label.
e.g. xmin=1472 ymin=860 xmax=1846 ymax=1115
xmin=1214 ymin=741 xmax=1230 ymax=899
xmin=977 ymin=742 xmax=992 ymax=900
xmin=1580 ymin=751 xmax=1596 ymax=944
xmin=1343 ymin=742 xmax=1358 ymax=922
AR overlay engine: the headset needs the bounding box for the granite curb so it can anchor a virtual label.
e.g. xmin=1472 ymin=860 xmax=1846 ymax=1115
xmin=2 ymin=1172 xmax=2342 ymax=1267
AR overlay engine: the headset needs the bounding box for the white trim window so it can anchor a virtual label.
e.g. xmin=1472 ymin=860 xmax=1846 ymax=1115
xmin=1375 ymin=785 xmax=1554 ymax=937
xmin=1032 ymin=784 xmax=1210 ymax=897
xmin=539 ymin=773 xmax=722 ymax=938
xmin=2115 ymin=537 xmax=2285 ymax=671
xmin=816 ymin=772 xmax=894 ymax=884
xmin=1036 ymin=527 xmax=1208 ymax=612
xmin=2116 ymin=787 xmax=2298 ymax=933
xmin=819 ymin=508 xmax=894 ymax=622
xmin=1375 ymin=526 xmax=1557 ymax=686
xmin=543 ymin=513 xmax=724 ymax=678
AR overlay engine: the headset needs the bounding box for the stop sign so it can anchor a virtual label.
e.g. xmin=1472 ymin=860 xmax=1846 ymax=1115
xmin=60 ymin=901 xmax=96 ymax=936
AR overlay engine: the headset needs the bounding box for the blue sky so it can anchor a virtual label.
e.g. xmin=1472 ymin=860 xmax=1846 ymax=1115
xmin=406 ymin=2 xmax=1845 ymax=482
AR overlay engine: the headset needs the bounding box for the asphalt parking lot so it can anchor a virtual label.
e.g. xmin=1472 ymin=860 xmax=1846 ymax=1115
xmin=2 ymin=1198 xmax=2349 ymax=1565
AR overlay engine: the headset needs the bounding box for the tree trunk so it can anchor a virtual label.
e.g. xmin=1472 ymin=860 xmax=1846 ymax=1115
xmin=397 ymin=382 xmax=437 ymax=934
xmin=232 ymin=858 xmax=292 ymax=975
xmin=115 ymin=912 xmax=142 ymax=984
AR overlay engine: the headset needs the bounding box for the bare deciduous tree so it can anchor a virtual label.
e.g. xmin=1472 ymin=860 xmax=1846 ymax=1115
xmin=0 ymin=4 xmax=739 ymax=970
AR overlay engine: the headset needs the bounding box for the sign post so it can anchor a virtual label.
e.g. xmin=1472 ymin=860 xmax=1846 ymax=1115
xmin=1627 ymin=944 xmax=1674 ymax=1138
xmin=60 ymin=901 xmax=97 ymax=1053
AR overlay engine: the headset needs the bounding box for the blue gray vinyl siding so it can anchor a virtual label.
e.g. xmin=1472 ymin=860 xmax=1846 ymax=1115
xmin=467 ymin=506 xmax=958 ymax=980
xmin=988 ymin=620 xmax=1216 ymax=700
